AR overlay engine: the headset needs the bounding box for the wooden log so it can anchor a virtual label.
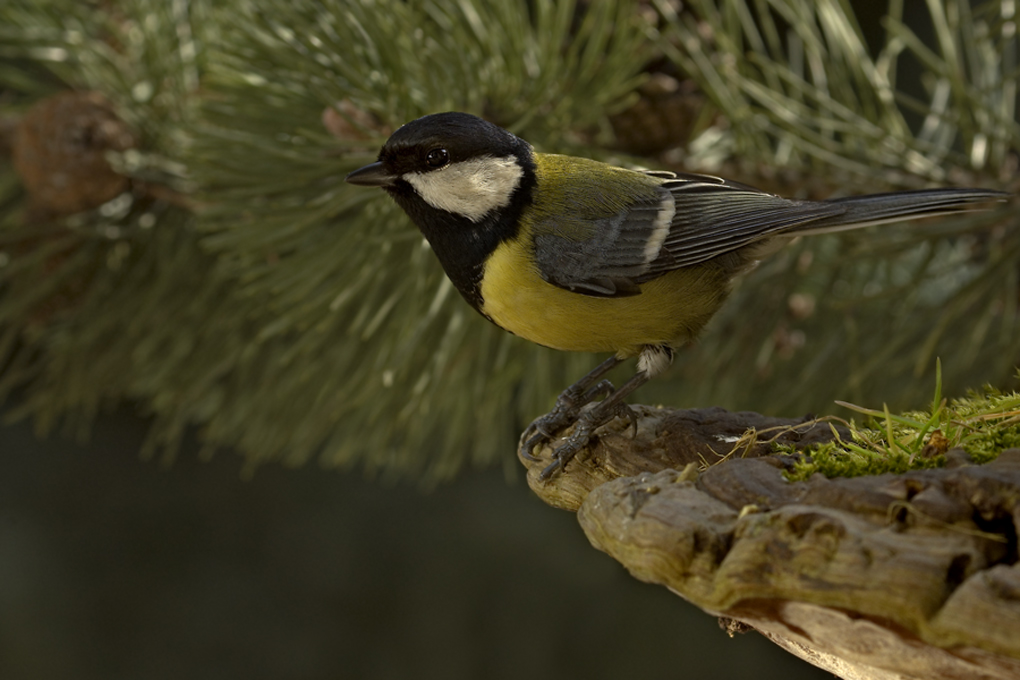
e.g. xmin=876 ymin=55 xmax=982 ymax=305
xmin=520 ymin=405 xmax=1020 ymax=680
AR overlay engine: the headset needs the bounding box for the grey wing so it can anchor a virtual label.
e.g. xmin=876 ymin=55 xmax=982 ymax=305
xmin=638 ymin=172 xmax=847 ymax=278
xmin=532 ymin=185 xmax=677 ymax=297
xmin=532 ymin=170 xmax=1003 ymax=296
xmin=532 ymin=171 xmax=846 ymax=297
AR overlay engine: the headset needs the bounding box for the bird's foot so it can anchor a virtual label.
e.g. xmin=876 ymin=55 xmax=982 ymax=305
xmin=537 ymin=399 xmax=639 ymax=480
xmin=521 ymin=379 xmax=615 ymax=461
xmin=520 ymin=355 xmax=651 ymax=479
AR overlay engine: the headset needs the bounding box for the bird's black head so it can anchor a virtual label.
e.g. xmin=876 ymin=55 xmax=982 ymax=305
xmin=381 ymin=112 xmax=525 ymax=176
xmin=346 ymin=112 xmax=534 ymax=222
xmin=345 ymin=112 xmax=537 ymax=311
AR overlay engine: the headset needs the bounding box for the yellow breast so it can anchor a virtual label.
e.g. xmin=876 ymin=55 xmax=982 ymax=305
xmin=479 ymin=236 xmax=732 ymax=357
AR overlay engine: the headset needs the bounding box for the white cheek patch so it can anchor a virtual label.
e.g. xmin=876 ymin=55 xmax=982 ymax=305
xmin=404 ymin=155 xmax=523 ymax=223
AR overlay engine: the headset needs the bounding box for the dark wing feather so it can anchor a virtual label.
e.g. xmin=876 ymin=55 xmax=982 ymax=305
xmin=532 ymin=185 xmax=674 ymax=297
xmin=639 ymin=174 xmax=845 ymax=277
xmin=531 ymin=169 xmax=1006 ymax=296
xmin=642 ymin=175 xmax=1008 ymax=277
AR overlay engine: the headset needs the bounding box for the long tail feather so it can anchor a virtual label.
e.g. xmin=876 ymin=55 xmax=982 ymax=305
xmin=793 ymin=188 xmax=1010 ymax=235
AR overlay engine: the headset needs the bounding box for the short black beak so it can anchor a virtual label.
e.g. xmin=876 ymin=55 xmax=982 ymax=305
xmin=345 ymin=161 xmax=398 ymax=187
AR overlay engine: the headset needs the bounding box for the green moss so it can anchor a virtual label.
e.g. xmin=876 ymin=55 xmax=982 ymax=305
xmin=781 ymin=367 xmax=1020 ymax=481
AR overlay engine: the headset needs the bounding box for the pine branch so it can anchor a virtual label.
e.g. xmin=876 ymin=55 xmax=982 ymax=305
xmin=0 ymin=0 xmax=651 ymax=480
xmin=645 ymin=0 xmax=1019 ymax=416
xmin=0 ymin=0 xmax=1016 ymax=482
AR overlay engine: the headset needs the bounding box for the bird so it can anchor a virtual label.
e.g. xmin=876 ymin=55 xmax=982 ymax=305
xmin=344 ymin=111 xmax=1008 ymax=479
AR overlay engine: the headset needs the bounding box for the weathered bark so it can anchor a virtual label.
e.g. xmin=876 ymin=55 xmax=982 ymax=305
xmin=520 ymin=405 xmax=1020 ymax=680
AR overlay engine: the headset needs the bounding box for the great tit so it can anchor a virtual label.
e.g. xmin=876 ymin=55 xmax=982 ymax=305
xmin=345 ymin=111 xmax=1008 ymax=478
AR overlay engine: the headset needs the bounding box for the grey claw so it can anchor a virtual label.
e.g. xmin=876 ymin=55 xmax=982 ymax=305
xmin=538 ymin=458 xmax=561 ymax=480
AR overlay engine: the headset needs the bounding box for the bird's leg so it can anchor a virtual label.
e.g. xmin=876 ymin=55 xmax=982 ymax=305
xmin=521 ymin=355 xmax=623 ymax=460
xmin=538 ymin=369 xmax=651 ymax=480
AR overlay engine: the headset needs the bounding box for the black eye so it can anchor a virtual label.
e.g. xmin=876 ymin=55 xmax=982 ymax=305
xmin=425 ymin=148 xmax=449 ymax=168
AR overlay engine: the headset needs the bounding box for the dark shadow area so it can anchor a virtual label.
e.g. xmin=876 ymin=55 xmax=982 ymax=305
xmin=0 ymin=409 xmax=830 ymax=680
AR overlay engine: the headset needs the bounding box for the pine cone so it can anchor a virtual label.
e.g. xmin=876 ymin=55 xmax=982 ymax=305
xmin=12 ymin=90 xmax=136 ymax=221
